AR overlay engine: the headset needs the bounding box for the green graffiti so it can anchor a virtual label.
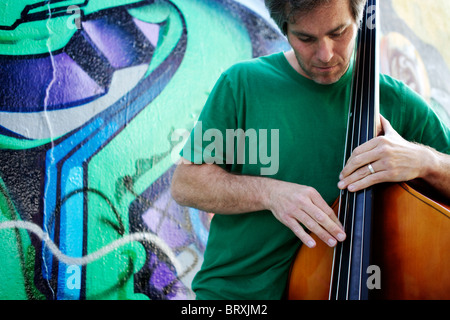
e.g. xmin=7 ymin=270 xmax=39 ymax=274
xmin=0 ymin=178 xmax=44 ymax=299
xmin=0 ymin=135 xmax=55 ymax=150
xmin=0 ymin=0 xmax=265 ymax=300
xmin=0 ymin=0 xmax=143 ymax=55
xmin=128 ymin=1 xmax=184 ymax=75
xmin=85 ymin=0 xmax=252 ymax=299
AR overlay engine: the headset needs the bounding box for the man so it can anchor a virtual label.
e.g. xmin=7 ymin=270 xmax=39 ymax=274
xmin=170 ymin=0 xmax=450 ymax=299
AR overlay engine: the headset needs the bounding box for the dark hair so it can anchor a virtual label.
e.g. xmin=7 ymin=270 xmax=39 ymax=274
xmin=264 ymin=0 xmax=366 ymax=35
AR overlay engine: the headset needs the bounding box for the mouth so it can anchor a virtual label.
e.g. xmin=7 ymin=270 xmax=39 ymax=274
xmin=314 ymin=65 xmax=338 ymax=73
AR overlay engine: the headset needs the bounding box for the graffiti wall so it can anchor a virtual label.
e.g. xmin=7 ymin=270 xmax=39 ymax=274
xmin=380 ymin=0 xmax=450 ymax=125
xmin=0 ymin=0 xmax=448 ymax=300
xmin=0 ymin=0 xmax=289 ymax=300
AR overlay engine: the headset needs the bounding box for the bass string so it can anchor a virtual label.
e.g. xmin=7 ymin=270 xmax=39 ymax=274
xmin=334 ymin=0 xmax=376 ymax=299
xmin=332 ymin=41 xmax=359 ymax=299
xmin=357 ymin=1 xmax=378 ymax=298
xmin=356 ymin=11 xmax=373 ymax=298
xmin=334 ymin=13 xmax=365 ymax=298
xmin=360 ymin=6 xmax=376 ymax=297
xmin=332 ymin=34 xmax=360 ymax=300
xmin=354 ymin=8 xmax=370 ymax=298
xmin=348 ymin=0 xmax=377 ymax=299
xmin=341 ymin=18 xmax=367 ymax=299
xmin=351 ymin=3 xmax=375 ymax=298
xmin=360 ymin=3 xmax=377 ymax=298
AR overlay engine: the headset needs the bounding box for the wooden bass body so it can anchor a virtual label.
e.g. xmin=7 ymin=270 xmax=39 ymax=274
xmin=287 ymin=182 xmax=450 ymax=300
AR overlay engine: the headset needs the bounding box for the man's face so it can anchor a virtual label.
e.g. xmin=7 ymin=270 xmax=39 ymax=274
xmin=286 ymin=0 xmax=358 ymax=85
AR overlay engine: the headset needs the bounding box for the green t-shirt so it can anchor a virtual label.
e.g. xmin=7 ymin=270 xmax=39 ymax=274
xmin=180 ymin=52 xmax=450 ymax=300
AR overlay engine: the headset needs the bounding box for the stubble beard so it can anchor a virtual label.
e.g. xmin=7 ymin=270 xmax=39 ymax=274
xmin=295 ymin=54 xmax=351 ymax=85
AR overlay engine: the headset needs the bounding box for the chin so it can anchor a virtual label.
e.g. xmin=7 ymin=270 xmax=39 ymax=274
xmin=308 ymin=63 xmax=350 ymax=85
xmin=312 ymin=75 xmax=341 ymax=85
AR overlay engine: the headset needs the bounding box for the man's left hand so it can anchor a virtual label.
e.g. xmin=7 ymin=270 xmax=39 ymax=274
xmin=338 ymin=115 xmax=427 ymax=192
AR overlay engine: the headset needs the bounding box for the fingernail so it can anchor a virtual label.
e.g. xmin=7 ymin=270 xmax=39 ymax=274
xmin=338 ymin=181 xmax=345 ymax=189
xmin=337 ymin=233 xmax=346 ymax=241
xmin=339 ymin=174 xmax=343 ymax=180
xmin=348 ymin=185 xmax=355 ymax=192
xmin=328 ymin=238 xmax=337 ymax=247
xmin=307 ymin=240 xmax=316 ymax=248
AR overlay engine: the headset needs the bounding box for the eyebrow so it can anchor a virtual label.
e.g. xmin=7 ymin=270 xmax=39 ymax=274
xmin=290 ymin=24 xmax=349 ymax=38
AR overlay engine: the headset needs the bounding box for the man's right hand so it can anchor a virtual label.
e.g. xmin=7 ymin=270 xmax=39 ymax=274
xmin=263 ymin=181 xmax=346 ymax=248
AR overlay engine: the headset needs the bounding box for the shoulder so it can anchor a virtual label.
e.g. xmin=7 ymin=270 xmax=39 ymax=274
xmin=380 ymin=73 xmax=409 ymax=102
xmin=380 ymin=73 xmax=430 ymax=124
xmin=380 ymin=74 xmax=450 ymax=150
xmin=222 ymin=52 xmax=285 ymax=82
xmin=380 ymin=73 xmax=428 ymax=107
xmin=379 ymin=74 xmax=429 ymax=138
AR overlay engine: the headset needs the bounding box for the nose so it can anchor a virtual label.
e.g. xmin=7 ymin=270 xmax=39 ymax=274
xmin=316 ymin=38 xmax=334 ymax=64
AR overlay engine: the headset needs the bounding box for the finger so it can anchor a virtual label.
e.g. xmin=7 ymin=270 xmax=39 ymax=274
xmin=376 ymin=114 xmax=383 ymax=136
xmin=298 ymin=203 xmax=347 ymax=246
xmin=350 ymin=138 xmax=379 ymax=158
xmin=285 ymin=218 xmax=317 ymax=248
xmin=307 ymin=188 xmax=345 ymax=232
xmin=339 ymin=160 xmax=379 ymax=190
xmin=379 ymin=114 xmax=394 ymax=135
xmin=346 ymin=169 xmax=389 ymax=192
xmin=312 ymin=198 xmax=344 ymax=231
xmin=283 ymin=187 xmax=346 ymax=247
xmin=296 ymin=211 xmax=340 ymax=247
xmin=340 ymin=147 xmax=381 ymax=180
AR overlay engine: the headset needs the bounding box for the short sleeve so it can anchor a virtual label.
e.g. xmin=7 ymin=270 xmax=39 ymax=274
xmin=180 ymin=72 xmax=238 ymax=169
xmin=380 ymin=75 xmax=450 ymax=155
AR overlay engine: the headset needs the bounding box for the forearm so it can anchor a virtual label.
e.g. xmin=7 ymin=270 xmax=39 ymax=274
xmin=171 ymin=161 xmax=273 ymax=214
xmin=420 ymin=146 xmax=450 ymax=199
xmin=171 ymin=160 xmax=346 ymax=248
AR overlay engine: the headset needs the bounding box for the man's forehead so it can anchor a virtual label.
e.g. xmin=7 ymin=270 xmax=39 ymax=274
xmin=290 ymin=23 xmax=351 ymax=37
xmin=286 ymin=1 xmax=355 ymax=35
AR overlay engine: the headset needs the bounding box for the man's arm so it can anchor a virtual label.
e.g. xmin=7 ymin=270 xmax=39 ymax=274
xmin=339 ymin=115 xmax=450 ymax=198
xmin=171 ymin=159 xmax=346 ymax=248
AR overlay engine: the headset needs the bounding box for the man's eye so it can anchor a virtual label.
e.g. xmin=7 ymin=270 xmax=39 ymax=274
xmin=299 ymin=37 xmax=313 ymax=43
xmin=331 ymin=29 xmax=347 ymax=39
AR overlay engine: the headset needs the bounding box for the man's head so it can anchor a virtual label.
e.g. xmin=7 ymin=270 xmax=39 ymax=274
xmin=265 ymin=0 xmax=367 ymax=84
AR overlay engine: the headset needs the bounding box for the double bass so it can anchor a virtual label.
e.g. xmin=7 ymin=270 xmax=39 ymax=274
xmin=287 ymin=0 xmax=450 ymax=300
